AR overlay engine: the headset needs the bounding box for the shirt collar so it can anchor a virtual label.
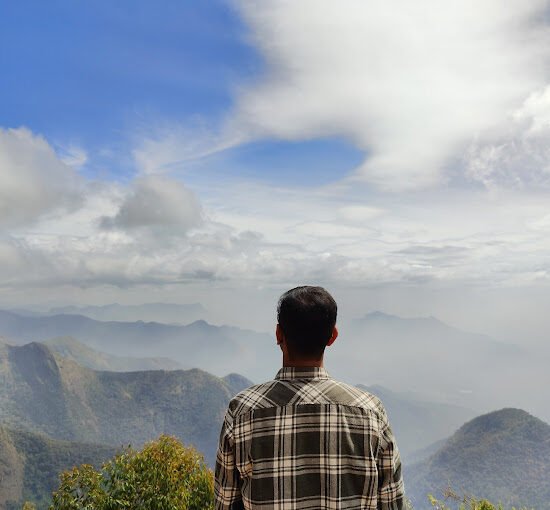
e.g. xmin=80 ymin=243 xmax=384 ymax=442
xmin=275 ymin=366 xmax=331 ymax=381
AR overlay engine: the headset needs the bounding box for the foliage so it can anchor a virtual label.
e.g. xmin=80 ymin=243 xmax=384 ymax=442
xmin=49 ymin=435 xmax=214 ymax=510
xmin=22 ymin=503 xmax=37 ymax=510
xmin=427 ymin=488 xmax=532 ymax=510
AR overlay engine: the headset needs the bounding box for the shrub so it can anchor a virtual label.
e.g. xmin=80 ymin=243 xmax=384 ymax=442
xmin=49 ymin=435 xmax=214 ymax=510
xmin=428 ymin=488 xmax=532 ymax=510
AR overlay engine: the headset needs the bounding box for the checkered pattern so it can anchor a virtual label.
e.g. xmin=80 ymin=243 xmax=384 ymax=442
xmin=215 ymin=367 xmax=404 ymax=510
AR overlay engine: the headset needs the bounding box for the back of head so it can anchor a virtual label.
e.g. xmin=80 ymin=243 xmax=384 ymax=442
xmin=277 ymin=286 xmax=337 ymax=358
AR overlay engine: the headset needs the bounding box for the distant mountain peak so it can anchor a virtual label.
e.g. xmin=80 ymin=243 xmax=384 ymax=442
xmin=455 ymin=407 xmax=542 ymax=438
xmin=362 ymin=310 xmax=444 ymax=325
xmin=363 ymin=310 xmax=397 ymax=320
xmin=187 ymin=319 xmax=214 ymax=330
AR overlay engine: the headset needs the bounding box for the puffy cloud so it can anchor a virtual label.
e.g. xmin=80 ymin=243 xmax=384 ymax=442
xmin=0 ymin=127 xmax=82 ymax=227
xmin=100 ymin=176 xmax=203 ymax=235
xmin=465 ymin=85 xmax=550 ymax=189
xmin=230 ymin=0 xmax=550 ymax=189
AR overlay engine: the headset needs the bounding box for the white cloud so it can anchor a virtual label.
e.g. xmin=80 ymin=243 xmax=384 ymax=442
xmin=338 ymin=205 xmax=384 ymax=223
xmin=465 ymin=85 xmax=550 ymax=188
xmin=0 ymin=127 xmax=82 ymax=227
xmin=100 ymin=176 xmax=203 ymax=235
xmin=230 ymin=0 xmax=550 ymax=190
xmin=515 ymin=85 xmax=550 ymax=135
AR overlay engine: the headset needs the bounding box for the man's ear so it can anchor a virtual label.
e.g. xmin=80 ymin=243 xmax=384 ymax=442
xmin=326 ymin=326 xmax=338 ymax=347
xmin=276 ymin=323 xmax=284 ymax=345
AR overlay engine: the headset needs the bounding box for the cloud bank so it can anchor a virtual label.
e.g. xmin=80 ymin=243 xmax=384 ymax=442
xmin=230 ymin=0 xmax=550 ymax=189
xmin=2 ymin=3 xmax=550 ymax=307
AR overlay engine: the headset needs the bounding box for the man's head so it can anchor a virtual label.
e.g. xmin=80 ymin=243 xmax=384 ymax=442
xmin=276 ymin=286 xmax=338 ymax=361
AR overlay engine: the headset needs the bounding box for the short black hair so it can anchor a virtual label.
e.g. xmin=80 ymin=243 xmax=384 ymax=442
xmin=277 ymin=286 xmax=337 ymax=358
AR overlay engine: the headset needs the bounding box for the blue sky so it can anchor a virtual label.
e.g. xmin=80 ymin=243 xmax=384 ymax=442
xmin=0 ymin=0 xmax=360 ymax=186
xmin=1 ymin=1 xmax=253 ymax=139
xmin=2 ymin=1 xmax=550 ymax=342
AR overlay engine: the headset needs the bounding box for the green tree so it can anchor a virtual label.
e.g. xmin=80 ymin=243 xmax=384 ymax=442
xmin=49 ymin=435 xmax=214 ymax=510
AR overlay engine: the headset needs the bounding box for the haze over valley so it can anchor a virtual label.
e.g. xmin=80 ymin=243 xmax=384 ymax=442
xmin=1 ymin=304 xmax=548 ymax=423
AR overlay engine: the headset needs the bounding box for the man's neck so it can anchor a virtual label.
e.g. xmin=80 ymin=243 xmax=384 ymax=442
xmin=283 ymin=356 xmax=324 ymax=368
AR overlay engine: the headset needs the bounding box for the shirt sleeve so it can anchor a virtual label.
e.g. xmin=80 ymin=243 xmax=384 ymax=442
xmin=214 ymin=407 xmax=245 ymax=510
xmin=377 ymin=408 xmax=405 ymax=510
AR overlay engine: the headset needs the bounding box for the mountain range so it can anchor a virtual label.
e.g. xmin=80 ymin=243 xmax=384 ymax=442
xmin=3 ymin=307 xmax=548 ymax=424
xmin=47 ymin=302 xmax=207 ymax=325
xmin=333 ymin=311 xmax=549 ymax=421
xmin=0 ymin=335 xmax=470 ymax=467
xmin=1 ymin=330 xmax=549 ymax=509
xmin=0 ymin=309 xmax=278 ymax=382
xmin=0 ymin=338 xmax=252 ymax=466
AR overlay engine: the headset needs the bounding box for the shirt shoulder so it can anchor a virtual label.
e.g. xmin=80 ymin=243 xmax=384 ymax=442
xmin=228 ymin=377 xmax=389 ymax=422
xmin=227 ymin=379 xmax=285 ymax=417
xmin=327 ymin=379 xmax=387 ymax=413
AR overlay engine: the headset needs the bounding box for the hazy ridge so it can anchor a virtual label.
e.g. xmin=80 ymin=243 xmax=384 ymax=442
xmin=47 ymin=302 xmax=207 ymax=325
xmin=2 ymin=308 xmax=548 ymax=424
xmin=0 ymin=310 xmax=277 ymax=382
xmin=44 ymin=336 xmax=183 ymax=371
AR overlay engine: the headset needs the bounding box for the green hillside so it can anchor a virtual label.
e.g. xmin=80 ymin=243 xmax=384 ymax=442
xmin=405 ymin=408 xmax=550 ymax=509
xmin=0 ymin=426 xmax=115 ymax=510
xmin=0 ymin=340 xmax=249 ymax=465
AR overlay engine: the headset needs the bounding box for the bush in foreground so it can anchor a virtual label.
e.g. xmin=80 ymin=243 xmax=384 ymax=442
xmin=428 ymin=488 xmax=532 ymax=510
xmin=49 ymin=435 xmax=214 ymax=510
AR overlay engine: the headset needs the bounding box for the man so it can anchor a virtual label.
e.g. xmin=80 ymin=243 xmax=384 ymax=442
xmin=215 ymin=286 xmax=404 ymax=509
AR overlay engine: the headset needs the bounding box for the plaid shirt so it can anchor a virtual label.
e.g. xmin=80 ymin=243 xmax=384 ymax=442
xmin=215 ymin=366 xmax=404 ymax=510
